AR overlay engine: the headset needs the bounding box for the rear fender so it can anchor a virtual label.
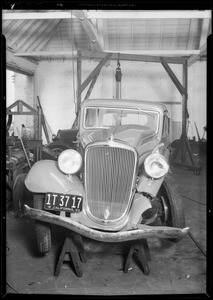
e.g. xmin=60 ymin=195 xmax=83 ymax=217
xmin=25 ymin=160 xmax=84 ymax=196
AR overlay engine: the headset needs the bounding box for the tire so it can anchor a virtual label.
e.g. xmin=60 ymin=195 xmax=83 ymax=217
xmin=46 ymin=143 xmax=69 ymax=158
xmin=6 ymin=183 xmax=12 ymax=210
xmin=156 ymin=174 xmax=185 ymax=242
xmin=33 ymin=194 xmax=51 ymax=254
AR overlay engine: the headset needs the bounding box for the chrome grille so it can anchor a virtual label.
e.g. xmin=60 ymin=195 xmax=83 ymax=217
xmin=85 ymin=145 xmax=136 ymax=221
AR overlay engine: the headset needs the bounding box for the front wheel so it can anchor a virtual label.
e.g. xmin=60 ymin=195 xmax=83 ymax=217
xmin=156 ymin=174 xmax=185 ymax=242
xmin=33 ymin=194 xmax=51 ymax=254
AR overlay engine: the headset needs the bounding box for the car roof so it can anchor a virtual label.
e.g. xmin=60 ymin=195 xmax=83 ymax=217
xmin=81 ymin=99 xmax=167 ymax=113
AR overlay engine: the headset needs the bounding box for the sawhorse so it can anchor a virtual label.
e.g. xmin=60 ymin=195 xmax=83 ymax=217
xmin=124 ymin=239 xmax=151 ymax=275
xmin=54 ymin=232 xmax=87 ymax=278
xmin=55 ymin=234 xmax=151 ymax=277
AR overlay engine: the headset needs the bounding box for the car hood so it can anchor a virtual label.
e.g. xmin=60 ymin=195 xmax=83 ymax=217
xmin=81 ymin=124 xmax=159 ymax=152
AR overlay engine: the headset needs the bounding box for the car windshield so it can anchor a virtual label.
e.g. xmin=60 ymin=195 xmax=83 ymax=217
xmin=84 ymin=107 xmax=159 ymax=132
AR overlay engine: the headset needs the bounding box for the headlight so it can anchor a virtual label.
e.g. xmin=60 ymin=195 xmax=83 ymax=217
xmin=58 ymin=149 xmax=82 ymax=174
xmin=144 ymin=153 xmax=169 ymax=179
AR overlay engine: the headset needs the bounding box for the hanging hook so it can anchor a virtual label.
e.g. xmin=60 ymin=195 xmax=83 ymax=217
xmin=115 ymin=52 xmax=122 ymax=82
xmin=117 ymin=52 xmax=120 ymax=68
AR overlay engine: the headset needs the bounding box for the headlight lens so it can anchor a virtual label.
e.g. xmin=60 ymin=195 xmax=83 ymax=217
xmin=144 ymin=153 xmax=169 ymax=179
xmin=58 ymin=149 xmax=82 ymax=174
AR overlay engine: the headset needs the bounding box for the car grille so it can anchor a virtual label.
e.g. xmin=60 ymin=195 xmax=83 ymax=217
xmin=85 ymin=145 xmax=136 ymax=222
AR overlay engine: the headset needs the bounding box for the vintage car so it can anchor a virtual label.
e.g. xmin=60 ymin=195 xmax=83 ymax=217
xmin=24 ymin=99 xmax=189 ymax=254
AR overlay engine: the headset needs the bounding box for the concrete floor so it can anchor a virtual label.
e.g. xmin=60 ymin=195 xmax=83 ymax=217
xmin=5 ymin=154 xmax=206 ymax=295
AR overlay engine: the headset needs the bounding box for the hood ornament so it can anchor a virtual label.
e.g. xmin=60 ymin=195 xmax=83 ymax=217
xmin=104 ymin=208 xmax=110 ymax=220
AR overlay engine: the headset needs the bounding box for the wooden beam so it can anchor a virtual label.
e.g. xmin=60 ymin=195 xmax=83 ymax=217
xmin=182 ymin=60 xmax=188 ymax=136
xmin=80 ymin=53 xmax=112 ymax=93
xmin=104 ymin=49 xmax=200 ymax=55
xmin=14 ymin=50 xmax=78 ymax=57
xmin=160 ymin=57 xmax=186 ymax=96
xmin=187 ymin=42 xmax=207 ymax=66
xmin=97 ymin=19 xmax=105 ymax=50
xmin=84 ymin=69 xmax=101 ymax=100
xmin=83 ymin=52 xmax=185 ymax=64
xmin=7 ymin=100 xmax=37 ymax=114
xmin=181 ymin=59 xmax=188 ymax=163
xmin=73 ymin=10 xmax=104 ymax=52
xmin=14 ymin=50 xmax=185 ymax=64
xmin=6 ymin=49 xmax=37 ymax=75
xmin=76 ymin=51 xmax=82 ymax=114
xmin=2 ymin=12 xmax=77 ymax=20
xmin=187 ymin=19 xmax=195 ymax=49
xmin=3 ymin=10 xmax=211 ymax=20
xmin=86 ymin=10 xmax=211 ymax=19
xmin=199 ymin=19 xmax=210 ymax=48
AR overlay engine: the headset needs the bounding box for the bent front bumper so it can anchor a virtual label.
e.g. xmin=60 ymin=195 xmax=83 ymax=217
xmin=24 ymin=205 xmax=189 ymax=243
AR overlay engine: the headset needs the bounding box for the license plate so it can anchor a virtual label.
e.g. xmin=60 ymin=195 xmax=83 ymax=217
xmin=44 ymin=193 xmax=83 ymax=212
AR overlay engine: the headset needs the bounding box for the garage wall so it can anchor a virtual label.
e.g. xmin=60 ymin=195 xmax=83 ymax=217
xmin=37 ymin=58 xmax=206 ymax=142
xmin=188 ymin=61 xmax=207 ymax=141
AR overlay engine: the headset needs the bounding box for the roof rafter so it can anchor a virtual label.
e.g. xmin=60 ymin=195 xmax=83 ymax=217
xmin=72 ymin=10 xmax=104 ymax=52
xmin=199 ymin=18 xmax=210 ymax=48
xmin=34 ymin=20 xmax=63 ymax=52
xmin=23 ymin=19 xmax=60 ymax=52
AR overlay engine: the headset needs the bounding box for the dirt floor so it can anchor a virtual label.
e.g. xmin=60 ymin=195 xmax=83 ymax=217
xmin=4 ymin=154 xmax=207 ymax=296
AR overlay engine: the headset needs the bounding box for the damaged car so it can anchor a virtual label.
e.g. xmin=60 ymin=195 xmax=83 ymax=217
xmin=24 ymin=99 xmax=189 ymax=254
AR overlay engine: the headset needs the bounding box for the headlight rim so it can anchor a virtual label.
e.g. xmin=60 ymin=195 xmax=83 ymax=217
xmin=144 ymin=152 xmax=169 ymax=179
xmin=57 ymin=149 xmax=82 ymax=175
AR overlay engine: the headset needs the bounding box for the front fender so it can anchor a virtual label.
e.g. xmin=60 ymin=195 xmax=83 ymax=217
xmin=25 ymin=160 xmax=84 ymax=196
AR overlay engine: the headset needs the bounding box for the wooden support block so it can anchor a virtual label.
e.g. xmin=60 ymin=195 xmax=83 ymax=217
xmin=124 ymin=243 xmax=135 ymax=273
xmin=141 ymin=239 xmax=151 ymax=262
xmin=124 ymin=239 xmax=150 ymax=275
xmin=68 ymin=238 xmax=83 ymax=277
xmin=54 ymin=235 xmax=85 ymax=278
xmin=71 ymin=232 xmax=87 ymax=263
xmin=54 ymin=238 xmax=68 ymax=277
xmin=137 ymin=242 xmax=150 ymax=275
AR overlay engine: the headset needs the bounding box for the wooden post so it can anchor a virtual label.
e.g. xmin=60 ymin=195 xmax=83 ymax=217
xmin=160 ymin=57 xmax=201 ymax=174
xmin=181 ymin=59 xmax=188 ymax=163
xmin=76 ymin=50 xmax=82 ymax=114
xmin=37 ymin=108 xmax=42 ymax=161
